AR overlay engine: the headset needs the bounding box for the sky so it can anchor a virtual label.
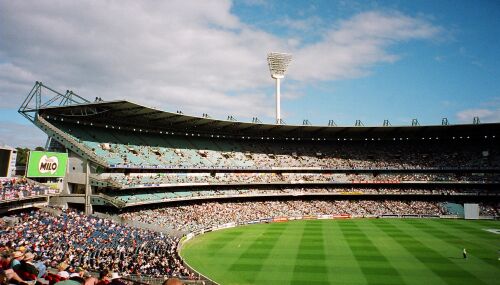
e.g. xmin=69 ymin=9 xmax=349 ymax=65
xmin=0 ymin=0 xmax=499 ymax=148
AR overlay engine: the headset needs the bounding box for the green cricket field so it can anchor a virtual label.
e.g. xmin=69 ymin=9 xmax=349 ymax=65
xmin=180 ymin=218 xmax=500 ymax=285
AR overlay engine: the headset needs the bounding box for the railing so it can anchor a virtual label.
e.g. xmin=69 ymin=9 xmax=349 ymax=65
xmin=106 ymin=164 xmax=500 ymax=172
xmin=0 ymin=193 xmax=51 ymax=204
xmin=95 ymin=193 xmax=127 ymax=208
xmin=0 ymin=178 xmax=57 ymax=204
xmin=90 ymin=174 xmax=123 ymax=188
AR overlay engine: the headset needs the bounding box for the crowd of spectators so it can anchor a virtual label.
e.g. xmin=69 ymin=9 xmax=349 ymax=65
xmin=0 ymin=210 xmax=192 ymax=282
xmin=108 ymin=173 xmax=335 ymax=188
xmin=348 ymin=173 xmax=499 ymax=183
xmin=104 ymin=172 xmax=497 ymax=189
xmin=78 ymin=134 xmax=499 ymax=170
xmin=0 ymin=178 xmax=51 ymax=202
xmin=110 ymin=187 xmax=492 ymax=205
xmin=119 ymin=200 xmax=449 ymax=232
xmin=479 ymin=204 xmax=500 ymax=216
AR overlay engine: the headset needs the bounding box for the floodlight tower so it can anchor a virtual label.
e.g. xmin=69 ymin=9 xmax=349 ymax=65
xmin=267 ymin=52 xmax=292 ymax=124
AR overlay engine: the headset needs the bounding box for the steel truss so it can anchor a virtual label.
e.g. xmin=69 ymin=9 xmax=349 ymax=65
xmin=18 ymin=81 xmax=90 ymax=122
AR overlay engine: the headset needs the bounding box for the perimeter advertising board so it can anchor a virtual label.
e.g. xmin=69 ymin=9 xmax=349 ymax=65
xmin=27 ymin=151 xmax=68 ymax=178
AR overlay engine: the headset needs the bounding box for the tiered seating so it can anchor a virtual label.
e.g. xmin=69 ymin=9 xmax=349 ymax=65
xmin=1 ymin=177 xmax=52 ymax=202
xmin=1 ymin=210 xmax=192 ymax=278
xmin=37 ymin=117 xmax=499 ymax=209
xmin=106 ymin=187 xmax=498 ymax=206
xmin=442 ymin=202 xmax=465 ymax=216
xmin=100 ymin=172 xmax=497 ymax=190
xmin=47 ymin=118 xmax=500 ymax=170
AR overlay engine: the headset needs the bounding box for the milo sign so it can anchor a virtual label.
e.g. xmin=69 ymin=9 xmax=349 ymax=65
xmin=27 ymin=151 xmax=68 ymax=178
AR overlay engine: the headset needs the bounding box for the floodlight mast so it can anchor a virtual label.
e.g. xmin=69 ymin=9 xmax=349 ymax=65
xmin=267 ymin=52 xmax=292 ymax=124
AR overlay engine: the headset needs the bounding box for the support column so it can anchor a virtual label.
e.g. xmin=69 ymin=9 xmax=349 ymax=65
xmin=276 ymin=78 xmax=281 ymax=124
xmin=84 ymin=160 xmax=93 ymax=215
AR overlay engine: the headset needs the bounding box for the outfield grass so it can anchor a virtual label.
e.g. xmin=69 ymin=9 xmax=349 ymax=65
xmin=180 ymin=219 xmax=500 ymax=285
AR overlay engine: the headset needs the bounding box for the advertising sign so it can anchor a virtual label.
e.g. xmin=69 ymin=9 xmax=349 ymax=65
xmin=27 ymin=151 xmax=68 ymax=178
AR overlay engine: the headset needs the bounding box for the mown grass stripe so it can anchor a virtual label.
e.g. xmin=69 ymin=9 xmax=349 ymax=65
xmin=400 ymin=219 xmax=500 ymax=284
xmin=377 ymin=219 xmax=490 ymax=285
xmin=406 ymin=219 xmax=500 ymax=268
xmin=326 ymin=221 xmax=367 ymax=284
xmin=363 ymin=219 xmax=446 ymax=285
xmin=290 ymin=221 xmax=330 ymax=284
xmin=338 ymin=220 xmax=406 ymax=285
xmin=229 ymin=223 xmax=288 ymax=284
xmin=427 ymin=219 xmax=500 ymax=243
xmin=253 ymin=222 xmax=300 ymax=284
xmin=182 ymin=219 xmax=500 ymax=285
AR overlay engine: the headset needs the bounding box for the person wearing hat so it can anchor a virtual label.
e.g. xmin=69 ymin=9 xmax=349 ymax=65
xmin=22 ymin=253 xmax=34 ymax=262
xmin=108 ymin=272 xmax=126 ymax=285
xmin=10 ymin=251 xmax=23 ymax=270
xmin=29 ymin=253 xmax=47 ymax=278
xmin=77 ymin=267 xmax=97 ymax=285
xmin=17 ymin=252 xmax=39 ymax=280
xmin=57 ymin=262 xmax=70 ymax=279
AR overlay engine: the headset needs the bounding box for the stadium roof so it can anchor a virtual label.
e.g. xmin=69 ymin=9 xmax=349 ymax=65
xmin=37 ymin=100 xmax=500 ymax=140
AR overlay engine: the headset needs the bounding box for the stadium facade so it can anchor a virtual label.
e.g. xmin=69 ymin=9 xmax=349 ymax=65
xmin=9 ymin=82 xmax=498 ymax=221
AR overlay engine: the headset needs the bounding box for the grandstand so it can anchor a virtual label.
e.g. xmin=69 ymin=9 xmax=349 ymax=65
xmin=15 ymin=82 xmax=499 ymax=214
xmin=1 ymin=81 xmax=498 ymax=284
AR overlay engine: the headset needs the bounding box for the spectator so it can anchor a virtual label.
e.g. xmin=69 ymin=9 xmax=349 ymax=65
xmin=10 ymin=251 xmax=23 ymax=269
xmin=57 ymin=262 xmax=70 ymax=279
xmin=109 ymin=272 xmax=126 ymax=285
xmin=0 ymin=268 xmax=34 ymax=285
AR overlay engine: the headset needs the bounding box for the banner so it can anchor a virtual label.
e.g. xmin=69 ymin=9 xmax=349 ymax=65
xmin=27 ymin=151 xmax=68 ymax=178
xmin=273 ymin=217 xmax=288 ymax=222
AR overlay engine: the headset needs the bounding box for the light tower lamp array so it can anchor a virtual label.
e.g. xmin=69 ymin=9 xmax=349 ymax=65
xmin=267 ymin=52 xmax=292 ymax=124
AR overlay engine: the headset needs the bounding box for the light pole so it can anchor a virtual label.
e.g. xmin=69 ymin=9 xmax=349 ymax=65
xmin=267 ymin=52 xmax=292 ymax=124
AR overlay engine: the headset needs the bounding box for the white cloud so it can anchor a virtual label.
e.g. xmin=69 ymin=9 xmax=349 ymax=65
xmin=456 ymin=108 xmax=500 ymax=123
xmin=456 ymin=97 xmax=500 ymax=123
xmin=289 ymin=11 xmax=441 ymax=81
xmin=0 ymin=1 xmax=441 ymax=122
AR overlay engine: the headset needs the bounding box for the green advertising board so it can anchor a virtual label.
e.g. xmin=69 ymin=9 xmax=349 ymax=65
xmin=27 ymin=151 xmax=68 ymax=178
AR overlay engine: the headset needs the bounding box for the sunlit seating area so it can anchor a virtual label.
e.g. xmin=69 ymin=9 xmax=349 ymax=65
xmin=47 ymin=118 xmax=500 ymax=170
